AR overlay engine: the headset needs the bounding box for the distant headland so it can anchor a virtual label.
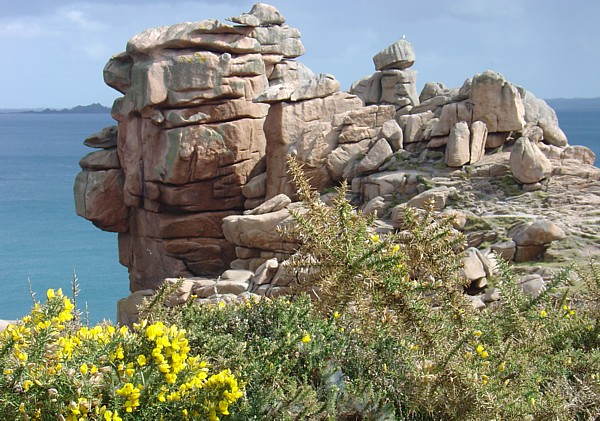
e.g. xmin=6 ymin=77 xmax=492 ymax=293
xmin=545 ymin=97 xmax=600 ymax=111
xmin=0 ymin=103 xmax=111 ymax=114
xmin=2 ymin=99 xmax=598 ymax=115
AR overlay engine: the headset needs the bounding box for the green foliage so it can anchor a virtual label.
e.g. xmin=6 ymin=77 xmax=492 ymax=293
xmin=416 ymin=175 xmax=434 ymax=190
xmin=280 ymin=156 xmax=469 ymax=326
xmin=2 ymin=158 xmax=599 ymax=420
xmin=0 ymin=288 xmax=244 ymax=420
xmin=237 ymin=155 xmax=598 ymax=419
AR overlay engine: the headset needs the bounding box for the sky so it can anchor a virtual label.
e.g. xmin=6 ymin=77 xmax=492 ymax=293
xmin=1 ymin=0 xmax=599 ymax=108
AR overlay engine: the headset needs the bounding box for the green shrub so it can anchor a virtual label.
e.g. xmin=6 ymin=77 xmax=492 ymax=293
xmin=3 ymin=157 xmax=598 ymax=419
xmin=143 ymin=156 xmax=599 ymax=419
xmin=0 ymin=289 xmax=244 ymax=420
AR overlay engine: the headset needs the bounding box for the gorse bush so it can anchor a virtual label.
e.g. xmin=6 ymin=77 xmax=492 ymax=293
xmin=137 ymin=157 xmax=598 ymax=419
xmin=2 ymin=157 xmax=598 ymax=419
xmin=280 ymin=156 xmax=468 ymax=318
xmin=261 ymin=155 xmax=597 ymax=419
xmin=0 ymin=288 xmax=244 ymax=420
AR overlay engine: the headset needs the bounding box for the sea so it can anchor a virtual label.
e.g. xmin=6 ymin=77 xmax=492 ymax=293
xmin=0 ymin=109 xmax=598 ymax=325
xmin=0 ymin=113 xmax=129 ymax=324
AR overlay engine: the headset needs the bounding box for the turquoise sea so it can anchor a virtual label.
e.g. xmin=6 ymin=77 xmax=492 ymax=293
xmin=0 ymin=113 xmax=129 ymax=324
xmin=0 ymin=110 xmax=598 ymax=324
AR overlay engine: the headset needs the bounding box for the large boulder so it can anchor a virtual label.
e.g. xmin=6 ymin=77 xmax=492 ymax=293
xmin=79 ymin=149 xmax=121 ymax=171
xmin=373 ymin=39 xmax=415 ymax=71
xmin=222 ymin=208 xmax=297 ymax=253
xmin=469 ymin=121 xmax=488 ymax=164
xmin=538 ymin=117 xmax=568 ymax=147
xmin=357 ymin=138 xmax=393 ymax=174
xmin=405 ymin=186 xmax=456 ymax=211
xmin=510 ymin=220 xmax=566 ymax=246
xmin=445 ymin=121 xmax=471 ymax=167
xmin=380 ymin=69 xmax=419 ymax=107
xmin=399 ymin=111 xmax=436 ymax=144
xmin=470 ymin=70 xmax=525 ymax=133
xmin=510 ymin=220 xmax=566 ymax=262
xmin=74 ymin=169 xmax=128 ymax=232
xmin=84 ymin=126 xmax=118 ymax=149
xmin=509 ymin=137 xmax=552 ymax=184
xmin=430 ymin=101 xmax=472 ymax=137
xmin=462 ymin=247 xmax=487 ymax=287
xmin=227 ymin=3 xmax=286 ymax=26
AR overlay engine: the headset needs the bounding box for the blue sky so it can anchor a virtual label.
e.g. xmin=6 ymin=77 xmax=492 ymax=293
xmin=1 ymin=0 xmax=599 ymax=108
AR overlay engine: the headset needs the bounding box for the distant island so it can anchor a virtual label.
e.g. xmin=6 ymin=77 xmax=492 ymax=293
xmin=0 ymin=103 xmax=111 ymax=114
xmin=21 ymin=103 xmax=111 ymax=114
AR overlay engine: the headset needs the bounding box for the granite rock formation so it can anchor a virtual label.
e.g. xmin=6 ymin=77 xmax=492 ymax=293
xmin=74 ymin=4 xmax=600 ymax=320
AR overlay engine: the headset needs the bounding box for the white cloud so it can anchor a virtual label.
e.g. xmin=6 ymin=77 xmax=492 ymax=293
xmin=61 ymin=9 xmax=106 ymax=31
xmin=1 ymin=0 xmax=599 ymax=107
xmin=0 ymin=18 xmax=49 ymax=39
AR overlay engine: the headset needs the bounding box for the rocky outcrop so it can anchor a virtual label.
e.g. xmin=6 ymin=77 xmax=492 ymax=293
xmin=351 ymin=40 xmax=419 ymax=115
xmin=76 ymin=4 xmax=307 ymax=291
xmin=74 ymin=4 xmax=600 ymax=316
xmin=509 ymin=220 xmax=566 ymax=262
xmin=75 ymin=127 xmax=128 ymax=232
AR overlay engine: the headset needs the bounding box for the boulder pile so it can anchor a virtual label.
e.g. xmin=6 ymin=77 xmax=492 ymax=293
xmin=72 ymin=4 xmax=600 ymax=323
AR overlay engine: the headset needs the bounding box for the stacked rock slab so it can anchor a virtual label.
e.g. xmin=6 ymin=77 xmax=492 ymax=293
xmin=75 ymin=3 xmax=403 ymax=291
xmin=75 ymin=4 xmax=600 ymax=317
xmin=350 ymin=39 xmax=419 ymax=115
xmin=75 ymin=4 xmax=305 ymax=291
xmin=75 ymin=126 xmax=128 ymax=233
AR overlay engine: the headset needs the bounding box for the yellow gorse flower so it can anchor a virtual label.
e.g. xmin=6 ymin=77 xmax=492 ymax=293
xmin=116 ymin=383 xmax=141 ymax=413
xmin=1 ymin=288 xmax=245 ymax=420
xmin=476 ymin=344 xmax=489 ymax=359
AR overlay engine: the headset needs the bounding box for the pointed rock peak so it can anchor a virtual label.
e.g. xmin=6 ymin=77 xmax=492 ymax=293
xmin=373 ymin=38 xmax=415 ymax=71
xmin=227 ymin=3 xmax=286 ymax=27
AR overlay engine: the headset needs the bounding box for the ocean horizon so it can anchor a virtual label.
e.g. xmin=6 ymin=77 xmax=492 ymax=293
xmin=0 ymin=108 xmax=597 ymax=325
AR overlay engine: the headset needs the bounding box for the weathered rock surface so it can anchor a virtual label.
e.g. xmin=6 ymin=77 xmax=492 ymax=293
xmin=372 ymin=39 xmax=415 ymax=71
xmin=351 ymin=41 xmax=418 ymax=114
xmin=470 ymin=70 xmax=525 ymax=133
xmin=74 ymin=4 xmax=600 ymax=315
xmin=510 ymin=137 xmax=553 ymax=184
xmin=446 ymin=122 xmax=471 ymax=167
xmin=75 ymin=3 xmax=311 ymax=290
xmin=357 ymin=138 xmax=393 ymax=174
xmin=84 ymin=126 xmax=118 ymax=149
xmin=74 ymin=169 xmax=128 ymax=232
xmin=509 ymin=219 xmax=566 ymax=262
xmin=222 ymin=208 xmax=296 ymax=253
xmin=469 ymin=121 xmax=488 ymax=164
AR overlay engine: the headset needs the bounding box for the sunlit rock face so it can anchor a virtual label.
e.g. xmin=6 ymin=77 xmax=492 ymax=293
xmin=75 ymin=3 xmax=388 ymax=291
xmin=76 ymin=3 xmax=599 ymax=299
